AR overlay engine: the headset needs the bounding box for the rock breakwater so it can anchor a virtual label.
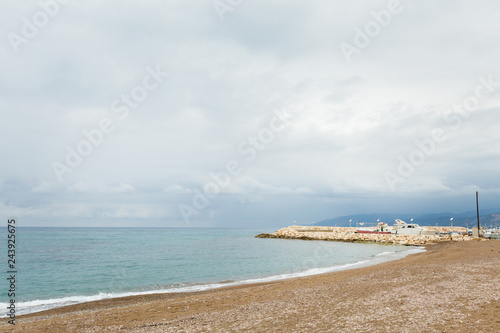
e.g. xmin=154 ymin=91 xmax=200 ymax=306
xmin=256 ymin=226 xmax=474 ymax=246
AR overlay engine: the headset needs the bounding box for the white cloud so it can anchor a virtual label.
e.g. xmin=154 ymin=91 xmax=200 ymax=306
xmin=164 ymin=185 xmax=193 ymax=194
xmin=67 ymin=181 xmax=92 ymax=193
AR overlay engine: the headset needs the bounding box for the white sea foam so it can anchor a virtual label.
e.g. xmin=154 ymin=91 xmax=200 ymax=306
xmin=375 ymin=251 xmax=394 ymax=256
xmin=1 ymin=246 xmax=425 ymax=316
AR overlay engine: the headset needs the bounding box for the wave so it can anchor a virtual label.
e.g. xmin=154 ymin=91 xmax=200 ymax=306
xmin=375 ymin=251 xmax=395 ymax=256
xmin=2 ymin=246 xmax=425 ymax=316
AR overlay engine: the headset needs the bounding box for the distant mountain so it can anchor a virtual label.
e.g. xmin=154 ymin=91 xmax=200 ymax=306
xmin=317 ymin=210 xmax=500 ymax=228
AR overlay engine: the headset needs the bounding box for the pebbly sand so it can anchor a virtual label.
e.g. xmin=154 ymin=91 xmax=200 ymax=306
xmin=1 ymin=239 xmax=499 ymax=332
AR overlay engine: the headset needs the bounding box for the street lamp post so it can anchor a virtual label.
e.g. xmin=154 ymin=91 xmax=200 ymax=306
xmin=450 ymin=218 xmax=454 ymax=229
xmin=349 ymin=219 xmax=352 ymax=229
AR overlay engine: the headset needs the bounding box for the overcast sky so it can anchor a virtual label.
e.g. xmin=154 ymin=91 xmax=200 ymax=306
xmin=1 ymin=0 xmax=499 ymax=228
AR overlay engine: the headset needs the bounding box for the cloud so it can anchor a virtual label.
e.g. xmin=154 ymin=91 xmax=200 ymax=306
xmin=31 ymin=182 xmax=52 ymax=193
xmin=1 ymin=1 xmax=500 ymax=227
xmin=67 ymin=182 xmax=92 ymax=193
xmin=99 ymin=183 xmax=135 ymax=193
xmin=164 ymin=185 xmax=193 ymax=194
xmin=223 ymin=177 xmax=314 ymax=196
xmin=99 ymin=205 xmax=150 ymax=219
xmin=67 ymin=182 xmax=135 ymax=194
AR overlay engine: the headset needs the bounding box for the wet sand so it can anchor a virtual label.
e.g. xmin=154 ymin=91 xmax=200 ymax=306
xmin=2 ymin=239 xmax=499 ymax=332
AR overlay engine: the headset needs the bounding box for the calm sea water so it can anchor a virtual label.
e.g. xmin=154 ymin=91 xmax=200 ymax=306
xmin=0 ymin=227 xmax=424 ymax=315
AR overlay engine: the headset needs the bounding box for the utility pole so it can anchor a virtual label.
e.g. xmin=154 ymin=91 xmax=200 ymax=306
xmin=476 ymin=191 xmax=481 ymax=235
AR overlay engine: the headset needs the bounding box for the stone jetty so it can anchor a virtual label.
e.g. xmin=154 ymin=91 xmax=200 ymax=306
xmin=256 ymin=225 xmax=474 ymax=246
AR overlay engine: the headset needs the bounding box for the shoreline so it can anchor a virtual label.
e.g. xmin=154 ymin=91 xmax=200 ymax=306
xmin=3 ymin=240 xmax=499 ymax=332
xmin=3 ymin=243 xmax=424 ymax=317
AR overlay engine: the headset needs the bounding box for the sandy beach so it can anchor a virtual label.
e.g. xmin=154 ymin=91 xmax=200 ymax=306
xmin=2 ymin=239 xmax=499 ymax=332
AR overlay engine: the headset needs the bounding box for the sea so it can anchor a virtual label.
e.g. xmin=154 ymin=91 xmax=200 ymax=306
xmin=0 ymin=227 xmax=424 ymax=316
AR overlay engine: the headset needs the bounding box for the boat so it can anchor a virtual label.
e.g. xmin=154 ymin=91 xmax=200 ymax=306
xmin=393 ymin=219 xmax=437 ymax=236
xmin=484 ymin=228 xmax=500 ymax=239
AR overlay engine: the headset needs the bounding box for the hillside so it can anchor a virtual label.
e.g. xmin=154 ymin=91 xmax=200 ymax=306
xmin=317 ymin=210 xmax=500 ymax=228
